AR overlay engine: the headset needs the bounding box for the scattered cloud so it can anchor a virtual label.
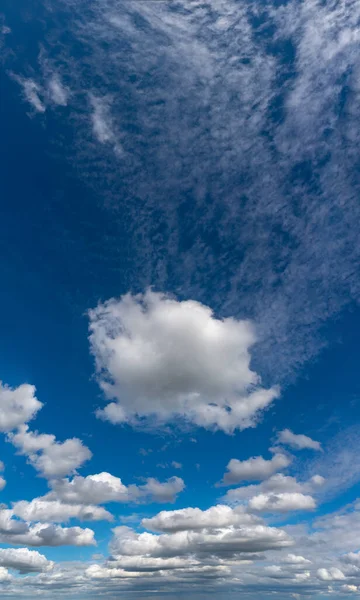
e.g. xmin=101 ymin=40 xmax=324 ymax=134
xmin=47 ymin=75 xmax=69 ymax=106
xmin=277 ymin=429 xmax=322 ymax=452
xmin=8 ymin=425 xmax=92 ymax=478
xmin=0 ymin=383 xmax=42 ymax=432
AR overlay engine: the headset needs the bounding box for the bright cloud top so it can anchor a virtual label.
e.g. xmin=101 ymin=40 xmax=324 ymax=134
xmin=89 ymin=290 xmax=280 ymax=433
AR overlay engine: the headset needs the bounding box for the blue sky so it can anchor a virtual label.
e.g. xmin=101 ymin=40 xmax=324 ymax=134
xmin=1 ymin=0 xmax=360 ymax=597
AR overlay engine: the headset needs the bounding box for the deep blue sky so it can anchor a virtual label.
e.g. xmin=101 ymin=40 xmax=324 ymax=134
xmin=1 ymin=0 xmax=360 ymax=598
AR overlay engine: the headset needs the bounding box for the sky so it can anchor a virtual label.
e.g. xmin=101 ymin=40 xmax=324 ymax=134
xmin=1 ymin=0 xmax=360 ymax=598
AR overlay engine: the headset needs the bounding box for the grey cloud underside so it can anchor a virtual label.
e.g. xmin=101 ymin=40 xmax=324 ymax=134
xmin=9 ymin=0 xmax=360 ymax=384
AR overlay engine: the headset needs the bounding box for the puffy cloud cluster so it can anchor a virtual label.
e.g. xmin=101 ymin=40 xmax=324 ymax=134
xmin=0 ymin=508 xmax=95 ymax=547
xmin=0 ymin=383 xmax=42 ymax=432
xmin=12 ymin=499 xmax=113 ymax=523
xmin=142 ymin=505 xmax=260 ymax=533
xmin=221 ymin=454 xmax=324 ymax=514
xmin=89 ymin=291 xmax=280 ymax=433
xmin=9 ymin=425 xmax=92 ymax=479
xmin=47 ymin=472 xmax=185 ymax=506
xmin=109 ymin=505 xmax=293 ymax=559
xmin=0 ymin=548 xmax=53 ymax=573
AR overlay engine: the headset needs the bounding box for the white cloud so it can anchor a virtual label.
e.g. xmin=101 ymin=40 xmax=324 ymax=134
xmin=171 ymin=461 xmax=182 ymax=469
xmin=16 ymin=77 xmax=46 ymax=113
xmin=12 ymin=499 xmax=113 ymax=523
xmin=0 ymin=548 xmax=54 ymax=573
xmin=0 ymin=383 xmax=42 ymax=432
xmin=9 ymin=425 xmax=92 ymax=478
xmin=47 ymin=472 xmax=184 ymax=505
xmin=0 ymin=567 xmax=11 ymax=582
xmin=110 ymin=521 xmax=293 ymax=558
xmin=222 ymin=472 xmax=325 ymax=504
xmin=0 ymin=509 xmax=95 ymax=547
xmin=277 ymin=429 xmax=322 ymax=451
xmin=248 ymin=492 xmax=316 ymax=513
xmin=48 ymin=75 xmax=69 ymax=106
xmin=283 ymin=554 xmax=312 ymax=565
xmin=342 ymin=552 xmax=360 ymax=566
xmin=317 ymin=567 xmax=346 ymax=581
xmin=90 ymin=95 xmax=115 ymax=144
xmin=89 ymin=291 xmax=279 ymax=433
xmin=220 ymin=453 xmax=291 ymax=486
xmin=142 ymin=505 xmax=259 ymax=533
xmin=3 ymin=523 xmax=96 ymax=547
xmin=341 ymin=584 xmax=358 ymax=593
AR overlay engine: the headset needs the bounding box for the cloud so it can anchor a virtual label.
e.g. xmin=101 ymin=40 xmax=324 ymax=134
xmin=47 ymin=472 xmax=185 ymax=505
xmin=342 ymin=552 xmax=360 ymax=567
xmin=89 ymin=290 xmax=280 ymax=433
xmin=13 ymin=77 xmax=46 ymax=113
xmin=110 ymin=521 xmax=292 ymax=559
xmin=48 ymin=75 xmax=69 ymax=106
xmin=12 ymin=499 xmax=113 ymax=523
xmin=283 ymin=554 xmax=312 ymax=565
xmin=277 ymin=429 xmax=322 ymax=451
xmin=90 ymin=95 xmax=116 ymax=143
xmin=341 ymin=584 xmax=358 ymax=593
xmin=0 ymin=508 xmax=95 ymax=547
xmin=248 ymin=492 xmax=316 ymax=513
xmin=9 ymin=425 xmax=92 ymax=478
xmin=317 ymin=567 xmax=346 ymax=581
xmin=0 ymin=567 xmax=11 ymax=582
xmin=219 ymin=453 xmax=291 ymax=486
xmin=171 ymin=461 xmax=182 ymax=470
xmin=0 ymin=548 xmax=54 ymax=573
xmin=0 ymin=383 xmax=42 ymax=432
xmin=221 ymin=472 xmax=325 ymax=506
xmin=142 ymin=505 xmax=259 ymax=533
xmin=2 ymin=523 xmax=96 ymax=547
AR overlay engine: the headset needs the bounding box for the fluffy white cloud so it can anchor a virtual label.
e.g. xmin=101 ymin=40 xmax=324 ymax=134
xmin=341 ymin=584 xmax=358 ymax=593
xmin=0 ymin=567 xmax=11 ymax=582
xmin=0 ymin=509 xmax=95 ymax=547
xmin=9 ymin=425 xmax=92 ymax=478
xmin=248 ymin=492 xmax=316 ymax=513
xmin=110 ymin=503 xmax=292 ymax=561
xmin=0 ymin=548 xmax=53 ymax=573
xmin=220 ymin=453 xmax=291 ymax=486
xmin=3 ymin=523 xmax=96 ymax=547
xmin=317 ymin=567 xmax=346 ymax=581
xmin=277 ymin=429 xmax=322 ymax=451
xmin=12 ymin=499 xmax=113 ymax=523
xmin=89 ymin=291 xmax=280 ymax=433
xmin=47 ymin=472 xmax=185 ymax=505
xmin=222 ymin=472 xmax=325 ymax=504
xmin=142 ymin=505 xmax=259 ymax=533
xmin=0 ymin=383 xmax=42 ymax=432
xmin=110 ymin=523 xmax=292 ymax=558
